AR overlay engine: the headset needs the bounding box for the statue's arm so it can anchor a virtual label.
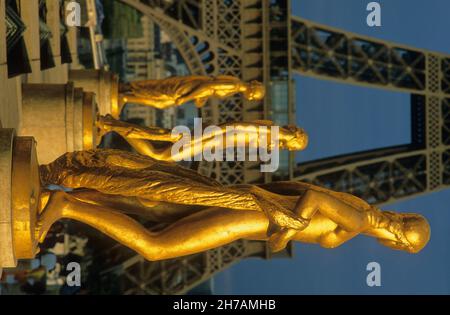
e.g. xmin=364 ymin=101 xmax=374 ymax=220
xmin=267 ymin=189 xmax=413 ymax=252
xmin=97 ymin=115 xmax=178 ymax=142
xmin=175 ymin=86 xmax=215 ymax=106
xmin=175 ymin=80 xmax=242 ymax=106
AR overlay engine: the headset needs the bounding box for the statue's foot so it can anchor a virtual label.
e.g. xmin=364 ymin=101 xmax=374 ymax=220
xmin=36 ymin=190 xmax=67 ymax=243
xmin=38 ymin=190 xmax=52 ymax=215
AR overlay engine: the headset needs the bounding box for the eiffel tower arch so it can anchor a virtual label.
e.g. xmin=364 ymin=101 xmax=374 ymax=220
xmin=110 ymin=0 xmax=450 ymax=294
xmin=290 ymin=17 xmax=450 ymax=206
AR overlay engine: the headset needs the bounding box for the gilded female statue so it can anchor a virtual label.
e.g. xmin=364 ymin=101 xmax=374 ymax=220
xmin=35 ymin=149 xmax=430 ymax=261
xmin=119 ymin=75 xmax=265 ymax=109
xmin=96 ymin=114 xmax=309 ymax=161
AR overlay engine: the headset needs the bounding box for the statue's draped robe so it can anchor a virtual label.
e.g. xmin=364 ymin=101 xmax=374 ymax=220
xmin=40 ymin=150 xmax=271 ymax=212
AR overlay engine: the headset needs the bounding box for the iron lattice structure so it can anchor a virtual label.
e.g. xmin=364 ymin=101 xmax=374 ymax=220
xmin=291 ymin=17 xmax=450 ymax=206
xmin=110 ymin=0 xmax=450 ymax=294
xmin=100 ymin=239 xmax=289 ymax=295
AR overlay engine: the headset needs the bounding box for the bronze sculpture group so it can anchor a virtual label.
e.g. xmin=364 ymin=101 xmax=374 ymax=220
xmin=32 ymin=75 xmax=430 ymax=261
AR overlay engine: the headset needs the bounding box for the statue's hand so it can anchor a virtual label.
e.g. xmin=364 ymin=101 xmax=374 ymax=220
xmin=267 ymin=227 xmax=305 ymax=252
xmin=250 ymin=187 xmax=310 ymax=232
xmin=267 ymin=207 xmax=311 ymax=232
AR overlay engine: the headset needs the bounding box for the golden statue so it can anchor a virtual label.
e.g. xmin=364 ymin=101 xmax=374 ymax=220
xmin=96 ymin=114 xmax=309 ymax=161
xmin=119 ymin=75 xmax=265 ymax=109
xmin=2 ymin=73 xmax=429 ymax=274
xmin=35 ymin=149 xmax=431 ymax=261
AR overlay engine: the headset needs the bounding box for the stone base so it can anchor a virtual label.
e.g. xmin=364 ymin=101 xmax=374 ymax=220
xmin=12 ymin=135 xmax=40 ymax=260
xmin=20 ymin=83 xmax=98 ymax=164
xmin=0 ymin=129 xmax=40 ymax=268
xmin=0 ymin=129 xmax=16 ymax=268
xmin=69 ymin=69 xmax=120 ymax=118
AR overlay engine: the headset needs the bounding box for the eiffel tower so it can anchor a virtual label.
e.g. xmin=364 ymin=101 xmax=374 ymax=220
xmin=99 ymin=0 xmax=450 ymax=294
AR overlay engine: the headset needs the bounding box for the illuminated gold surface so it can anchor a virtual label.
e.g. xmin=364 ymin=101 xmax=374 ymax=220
xmin=82 ymin=92 xmax=98 ymax=150
xmin=0 ymin=131 xmax=40 ymax=267
xmin=12 ymin=137 xmax=40 ymax=259
xmin=6 ymin=75 xmax=431 ymax=262
xmin=35 ymin=149 xmax=430 ymax=261
xmin=97 ymin=115 xmax=308 ymax=161
xmin=0 ymin=129 xmax=16 ymax=268
xmin=120 ymin=75 xmax=265 ymax=110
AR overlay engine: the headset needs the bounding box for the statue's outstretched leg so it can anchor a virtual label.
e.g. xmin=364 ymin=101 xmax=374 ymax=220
xmin=37 ymin=191 xmax=272 ymax=261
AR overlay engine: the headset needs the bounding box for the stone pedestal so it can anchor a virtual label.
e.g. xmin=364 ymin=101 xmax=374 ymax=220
xmin=20 ymin=83 xmax=98 ymax=164
xmin=69 ymin=69 xmax=120 ymax=118
xmin=0 ymin=129 xmax=16 ymax=268
xmin=0 ymin=129 xmax=40 ymax=269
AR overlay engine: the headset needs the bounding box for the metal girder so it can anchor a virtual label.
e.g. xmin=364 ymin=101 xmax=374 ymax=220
xmin=140 ymin=0 xmax=203 ymax=30
xmin=291 ymin=17 xmax=429 ymax=93
xmin=114 ymin=240 xmax=273 ymax=295
xmin=120 ymin=0 xmax=207 ymax=77
xmin=120 ymin=0 xmax=241 ymax=57
xmin=295 ymin=148 xmax=428 ymax=206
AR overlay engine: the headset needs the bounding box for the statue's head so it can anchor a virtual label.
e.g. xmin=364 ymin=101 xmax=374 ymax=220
xmin=380 ymin=213 xmax=430 ymax=253
xmin=244 ymin=81 xmax=265 ymax=101
xmin=281 ymin=126 xmax=309 ymax=151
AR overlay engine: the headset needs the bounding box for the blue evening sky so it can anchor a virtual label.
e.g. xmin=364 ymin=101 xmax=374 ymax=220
xmin=214 ymin=0 xmax=450 ymax=294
